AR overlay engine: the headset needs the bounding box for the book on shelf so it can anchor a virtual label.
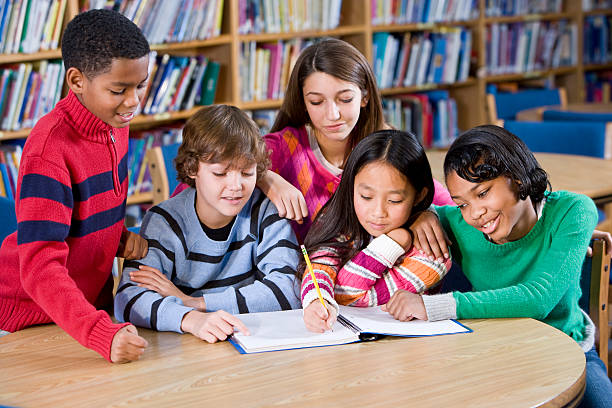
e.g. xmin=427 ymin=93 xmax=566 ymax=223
xmin=229 ymin=305 xmax=471 ymax=354
xmin=484 ymin=0 xmax=562 ymax=17
xmin=371 ymin=0 xmax=477 ymax=25
xmin=199 ymin=59 xmax=220 ymax=106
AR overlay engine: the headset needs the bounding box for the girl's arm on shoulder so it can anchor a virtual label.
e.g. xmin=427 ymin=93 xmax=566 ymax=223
xmin=257 ymin=170 xmax=308 ymax=223
xmin=410 ymin=209 xmax=451 ymax=261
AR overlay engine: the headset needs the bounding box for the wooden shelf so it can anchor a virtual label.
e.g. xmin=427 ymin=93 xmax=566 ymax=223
xmin=149 ymin=35 xmax=232 ymax=51
xmin=485 ymin=66 xmax=577 ymax=82
xmin=380 ymin=78 xmax=478 ymax=96
xmin=372 ymin=19 xmax=479 ymax=33
xmin=238 ymin=26 xmax=367 ymax=42
xmin=238 ymin=99 xmax=283 ymax=110
xmin=583 ymin=62 xmax=612 ymax=72
xmin=0 ymin=49 xmax=62 ymax=64
xmin=127 ymin=192 xmax=153 ymax=205
xmin=484 ymin=12 xmax=574 ymax=24
xmin=584 ymin=9 xmax=612 ymax=17
xmin=0 ymin=128 xmax=31 ymax=140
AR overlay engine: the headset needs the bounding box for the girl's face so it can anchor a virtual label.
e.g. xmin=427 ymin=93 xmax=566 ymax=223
xmin=446 ymin=171 xmax=537 ymax=244
xmin=302 ymin=72 xmax=367 ymax=144
xmin=353 ymin=161 xmax=420 ymax=237
xmin=190 ymin=159 xmax=257 ymax=229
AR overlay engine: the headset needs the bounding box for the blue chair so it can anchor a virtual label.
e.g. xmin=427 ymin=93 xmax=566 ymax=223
xmin=503 ymin=120 xmax=611 ymax=159
xmin=542 ymin=109 xmax=612 ymax=123
xmin=486 ymin=87 xmax=567 ymax=123
xmin=0 ymin=196 xmax=16 ymax=243
xmin=146 ymin=142 xmax=180 ymax=205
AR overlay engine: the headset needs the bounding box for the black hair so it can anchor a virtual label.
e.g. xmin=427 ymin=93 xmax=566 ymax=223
xmin=299 ymin=129 xmax=434 ymax=279
xmin=61 ymin=9 xmax=150 ymax=77
xmin=443 ymin=125 xmax=550 ymax=203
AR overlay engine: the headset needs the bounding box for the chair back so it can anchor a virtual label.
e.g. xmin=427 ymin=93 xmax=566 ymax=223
xmin=580 ymin=239 xmax=610 ymax=372
xmin=503 ymin=120 xmax=612 ymax=159
xmin=0 ymin=196 xmax=16 ymax=243
xmin=146 ymin=143 xmax=180 ymax=205
xmin=487 ymin=88 xmax=566 ymax=123
xmin=542 ymin=109 xmax=612 ymax=123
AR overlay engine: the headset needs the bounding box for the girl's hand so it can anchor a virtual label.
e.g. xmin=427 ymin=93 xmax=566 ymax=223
xmin=386 ymin=228 xmax=413 ymax=251
xmin=587 ymin=229 xmax=612 ymax=257
xmin=258 ymin=171 xmax=309 ymax=223
xmin=381 ymin=290 xmax=427 ymax=321
xmin=117 ymin=230 xmax=148 ymax=260
xmin=110 ymin=324 xmax=148 ymax=363
xmin=130 ymin=265 xmax=205 ymax=310
xmin=410 ymin=211 xmax=451 ymax=261
xmin=181 ymin=310 xmax=250 ymax=343
xmin=303 ymin=300 xmax=337 ymax=332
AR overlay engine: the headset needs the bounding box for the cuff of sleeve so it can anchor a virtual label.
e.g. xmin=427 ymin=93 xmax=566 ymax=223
xmin=156 ymin=298 xmax=195 ymax=333
xmin=302 ymin=290 xmax=339 ymax=315
xmin=204 ymin=290 xmax=238 ymax=315
xmin=426 ymin=205 xmax=438 ymax=217
xmin=367 ymin=234 xmax=405 ymax=266
xmin=422 ymin=293 xmax=457 ymax=321
xmin=87 ymin=316 xmax=131 ymax=362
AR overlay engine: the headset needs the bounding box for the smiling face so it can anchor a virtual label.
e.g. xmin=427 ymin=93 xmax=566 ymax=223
xmin=191 ymin=159 xmax=257 ymax=229
xmin=446 ymin=171 xmax=538 ymax=244
xmin=68 ymin=56 xmax=149 ymax=128
xmin=353 ymin=161 xmax=420 ymax=237
xmin=302 ymin=71 xmax=367 ymax=145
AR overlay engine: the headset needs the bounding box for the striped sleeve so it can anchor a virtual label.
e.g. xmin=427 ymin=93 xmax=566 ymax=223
xmin=17 ymin=156 xmax=128 ymax=358
xmin=113 ymin=207 xmax=193 ymax=333
xmin=204 ymin=198 xmax=301 ymax=313
xmin=301 ymin=245 xmax=341 ymax=313
xmin=335 ymin=234 xmax=451 ymax=307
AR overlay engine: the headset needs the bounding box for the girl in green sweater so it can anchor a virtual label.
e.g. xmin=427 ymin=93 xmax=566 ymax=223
xmin=382 ymin=125 xmax=611 ymax=408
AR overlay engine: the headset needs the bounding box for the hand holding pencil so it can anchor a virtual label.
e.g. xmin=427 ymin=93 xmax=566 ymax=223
xmin=301 ymin=245 xmax=337 ymax=333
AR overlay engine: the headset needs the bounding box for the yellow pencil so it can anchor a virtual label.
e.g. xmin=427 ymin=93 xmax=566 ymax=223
xmin=300 ymin=245 xmax=328 ymax=312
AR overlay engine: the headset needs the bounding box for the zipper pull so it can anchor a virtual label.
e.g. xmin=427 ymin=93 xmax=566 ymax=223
xmin=110 ymin=130 xmax=116 ymax=143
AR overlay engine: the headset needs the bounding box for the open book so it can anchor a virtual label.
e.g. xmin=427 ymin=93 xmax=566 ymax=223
xmin=229 ymin=305 xmax=471 ymax=354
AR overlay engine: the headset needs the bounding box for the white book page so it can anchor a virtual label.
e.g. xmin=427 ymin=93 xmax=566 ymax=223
xmin=338 ymin=306 xmax=470 ymax=337
xmin=232 ymin=309 xmax=358 ymax=353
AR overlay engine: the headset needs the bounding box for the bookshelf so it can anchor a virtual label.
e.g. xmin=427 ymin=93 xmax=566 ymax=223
xmin=1 ymin=0 xmax=612 ymax=206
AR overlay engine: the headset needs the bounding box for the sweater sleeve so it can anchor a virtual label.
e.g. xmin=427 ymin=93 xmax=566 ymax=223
xmin=17 ymin=156 xmax=128 ymax=361
xmin=301 ymin=244 xmax=342 ymax=313
xmin=442 ymin=196 xmax=596 ymax=320
xmin=335 ymin=234 xmax=451 ymax=307
xmin=114 ymin=207 xmax=194 ymax=333
xmin=202 ymin=199 xmax=302 ymax=313
xmin=263 ymin=129 xmax=287 ymax=173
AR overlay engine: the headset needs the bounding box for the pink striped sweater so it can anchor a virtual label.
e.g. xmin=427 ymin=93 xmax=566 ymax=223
xmin=301 ymin=234 xmax=451 ymax=312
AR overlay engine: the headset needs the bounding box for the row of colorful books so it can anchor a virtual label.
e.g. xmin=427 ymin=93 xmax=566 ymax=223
xmin=238 ymin=0 xmax=342 ymax=34
xmin=373 ymin=29 xmax=472 ymax=89
xmin=382 ymin=91 xmax=458 ymax=149
xmin=585 ymin=71 xmax=612 ymax=102
xmin=240 ymin=38 xmax=308 ymax=102
xmin=247 ymin=109 xmax=278 ymax=135
xmin=485 ymin=20 xmax=577 ymax=75
xmin=0 ymin=60 xmax=64 ymax=132
xmin=484 ymin=0 xmax=562 ymax=17
xmin=127 ymin=126 xmax=183 ymax=197
xmin=583 ymin=0 xmax=612 ymax=11
xmin=0 ymin=0 xmax=67 ymax=54
xmin=0 ymin=141 xmax=23 ymax=200
xmin=140 ymin=52 xmax=220 ymax=116
xmin=371 ymin=0 xmax=477 ymax=25
xmin=583 ymin=15 xmax=612 ymax=65
xmin=84 ymin=0 xmax=224 ymax=45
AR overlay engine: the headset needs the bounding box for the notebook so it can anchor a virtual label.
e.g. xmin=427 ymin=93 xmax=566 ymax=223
xmin=229 ymin=305 xmax=471 ymax=354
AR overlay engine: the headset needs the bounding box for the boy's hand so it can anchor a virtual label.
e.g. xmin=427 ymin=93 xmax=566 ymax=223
xmin=117 ymin=230 xmax=148 ymax=260
xmin=130 ymin=265 xmax=205 ymax=310
xmin=381 ymin=290 xmax=427 ymax=321
xmin=181 ymin=310 xmax=250 ymax=343
xmin=410 ymin=211 xmax=451 ymax=261
xmin=303 ymin=300 xmax=337 ymax=332
xmin=110 ymin=324 xmax=148 ymax=363
xmin=386 ymin=228 xmax=413 ymax=251
xmin=587 ymin=229 xmax=612 ymax=257
xmin=258 ymin=171 xmax=308 ymax=224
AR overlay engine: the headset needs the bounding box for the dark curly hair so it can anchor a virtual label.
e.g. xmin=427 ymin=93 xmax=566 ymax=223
xmin=443 ymin=125 xmax=550 ymax=204
xmin=175 ymin=105 xmax=270 ymax=187
xmin=61 ymin=9 xmax=150 ymax=77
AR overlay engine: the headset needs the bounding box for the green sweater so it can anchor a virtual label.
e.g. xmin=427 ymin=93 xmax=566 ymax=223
xmin=429 ymin=191 xmax=597 ymax=344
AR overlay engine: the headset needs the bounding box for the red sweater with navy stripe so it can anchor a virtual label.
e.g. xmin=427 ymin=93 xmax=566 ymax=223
xmin=0 ymin=90 xmax=130 ymax=361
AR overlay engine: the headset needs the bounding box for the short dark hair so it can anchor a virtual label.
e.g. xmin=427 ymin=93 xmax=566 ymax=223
xmin=175 ymin=105 xmax=270 ymax=187
xmin=61 ymin=9 xmax=150 ymax=77
xmin=443 ymin=125 xmax=550 ymax=204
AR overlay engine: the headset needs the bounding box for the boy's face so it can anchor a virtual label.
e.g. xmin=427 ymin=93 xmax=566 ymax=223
xmin=191 ymin=160 xmax=257 ymax=229
xmin=67 ymin=56 xmax=149 ymax=128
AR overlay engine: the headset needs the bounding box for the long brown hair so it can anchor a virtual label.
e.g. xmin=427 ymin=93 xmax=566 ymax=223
xmin=271 ymin=38 xmax=385 ymax=158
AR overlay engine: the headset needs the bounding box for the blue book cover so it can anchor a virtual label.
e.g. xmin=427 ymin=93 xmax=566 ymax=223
xmin=372 ymin=32 xmax=389 ymax=86
xmin=0 ymin=0 xmax=11 ymax=51
xmin=15 ymin=69 xmax=33 ymax=129
xmin=0 ymin=162 xmax=12 ymax=200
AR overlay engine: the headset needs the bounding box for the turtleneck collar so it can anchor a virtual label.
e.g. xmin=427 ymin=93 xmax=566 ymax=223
xmin=55 ymin=90 xmax=120 ymax=144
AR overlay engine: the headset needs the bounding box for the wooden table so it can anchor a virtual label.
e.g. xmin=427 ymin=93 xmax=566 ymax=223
xmin=0 ymin=318 xmax=585 ymax=407
xmin=428 ymin=151 xmax=612 ymax=226
xmin=515 ymin=103 xmax=612 ymax=122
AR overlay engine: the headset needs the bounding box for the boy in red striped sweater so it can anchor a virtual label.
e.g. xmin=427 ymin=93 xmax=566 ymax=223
xmin=0 ymin=9 xmax=150 ymax=363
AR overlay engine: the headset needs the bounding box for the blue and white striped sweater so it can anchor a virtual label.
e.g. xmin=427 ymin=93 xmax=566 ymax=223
xmin=114 ymin=187 xmax=301 ymax=333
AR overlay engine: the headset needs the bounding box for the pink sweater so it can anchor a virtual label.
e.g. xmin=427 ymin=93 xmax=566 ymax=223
xmin=265 ymin=126 xmax=454 ymax=241
xmin=301 ymin=234 xmax=451 ymax=311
